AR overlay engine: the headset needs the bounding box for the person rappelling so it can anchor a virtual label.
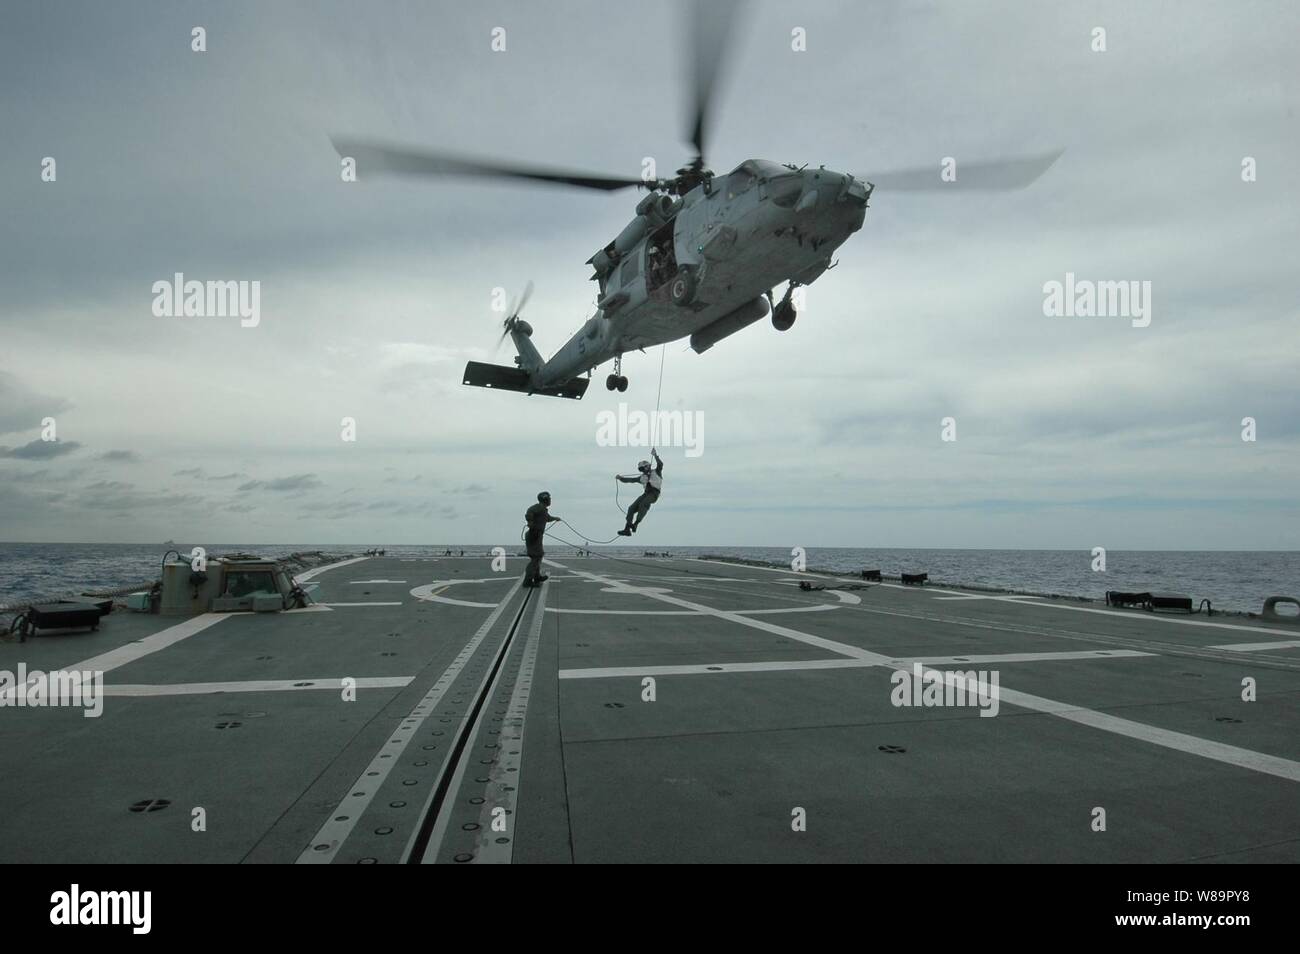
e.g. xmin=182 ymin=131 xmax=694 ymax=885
xmin=616 ymin=448 xmax=663 ymax=536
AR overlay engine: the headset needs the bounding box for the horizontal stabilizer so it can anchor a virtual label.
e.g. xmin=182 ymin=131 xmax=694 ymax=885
xmin=462 ymin=361 xmax=589 ymax=399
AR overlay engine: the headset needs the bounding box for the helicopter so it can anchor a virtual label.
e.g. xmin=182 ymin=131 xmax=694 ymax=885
xmin=333 ymin=1 xmax=1061 ymax=400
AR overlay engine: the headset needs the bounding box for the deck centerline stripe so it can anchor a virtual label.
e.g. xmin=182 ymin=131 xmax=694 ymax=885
xmin=467 ymin=580 xmax=548 ymax=864
xmin=296 ymin=583 xmax=522 ymax=865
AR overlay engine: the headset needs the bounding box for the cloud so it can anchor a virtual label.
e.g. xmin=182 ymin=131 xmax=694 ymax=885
xmin=450 ymin=483 xmax=490 ymax=495
xmin=0 ymin=371 xmax=72 ymax=437
xmin=97 ymin=449 xmax=140 ymax=462
xmin=76 ymin=481 xmax=203 ymax=512
xmin=2 ymin=3 xmax=1298 ymax=548
xmin=0 ymin=439 xmax=83 ymax=460
xmin=238 ymin=473 xmax=323 ymax=492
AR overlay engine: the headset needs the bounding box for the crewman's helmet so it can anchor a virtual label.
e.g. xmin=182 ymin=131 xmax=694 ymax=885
xmin=638 ymin=460 xmax=650 ymax=471
xmin=538 ymin=491 xmax=551 ymax=503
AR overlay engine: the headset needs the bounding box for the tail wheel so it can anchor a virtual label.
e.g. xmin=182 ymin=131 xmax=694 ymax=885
xmin=670 ymin=267 xmax=697 ymax=307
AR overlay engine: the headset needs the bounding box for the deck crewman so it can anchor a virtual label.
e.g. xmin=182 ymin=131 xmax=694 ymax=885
xmin=524 ymin=491 xmax=560 ymax=587
xmin=616 ymin=448 xmax=663 ymax=536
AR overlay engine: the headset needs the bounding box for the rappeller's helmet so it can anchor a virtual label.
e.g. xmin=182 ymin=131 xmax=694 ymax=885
xmin=538 ymin=491 xmax=551 ymax=504
xmin=638 ymin=460 xmax=651 ymax=472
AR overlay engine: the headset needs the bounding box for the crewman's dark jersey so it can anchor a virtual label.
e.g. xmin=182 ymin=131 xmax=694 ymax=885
xmin=524 ymin=503 xmax=550 ymax=553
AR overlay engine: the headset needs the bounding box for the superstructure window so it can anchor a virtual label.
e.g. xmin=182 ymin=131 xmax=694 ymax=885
xmin=225 ymin=570 xmax=278 ymax=597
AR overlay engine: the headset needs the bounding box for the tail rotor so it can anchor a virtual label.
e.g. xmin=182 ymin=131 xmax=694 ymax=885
xmin=494 ymin=280 xmax=534 ymax=353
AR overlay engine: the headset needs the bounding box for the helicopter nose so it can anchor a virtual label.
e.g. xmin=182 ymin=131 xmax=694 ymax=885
xmin=792 ymin=170 xmax=851 ymax=214
xmin=766 ymin=174 xmax=803 ymax=208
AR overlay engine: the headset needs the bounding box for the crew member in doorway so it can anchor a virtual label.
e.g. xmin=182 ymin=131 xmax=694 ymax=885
xmin=524 ymin=491 xmax=560 ymax=586
xmin=616 ymin=449 xmax=663 ymax=536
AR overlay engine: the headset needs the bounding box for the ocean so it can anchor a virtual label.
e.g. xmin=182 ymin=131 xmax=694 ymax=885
xmin=1 ymin=542 xmax=1297 ymax=615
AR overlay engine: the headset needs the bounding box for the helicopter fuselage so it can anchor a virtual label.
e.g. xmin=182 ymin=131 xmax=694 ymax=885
xmin=514 ymin=159 xmax=870 ymax=390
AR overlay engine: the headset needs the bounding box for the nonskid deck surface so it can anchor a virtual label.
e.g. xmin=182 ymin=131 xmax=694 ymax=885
xmin=1 ymin=554 xmax=1298 ymax=863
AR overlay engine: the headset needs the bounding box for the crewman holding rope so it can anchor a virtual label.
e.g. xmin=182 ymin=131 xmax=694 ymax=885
xmin=524 ymin=491 xmax=560 ymax=586
xmin=616 ymin=449 xmax=663 ymax=536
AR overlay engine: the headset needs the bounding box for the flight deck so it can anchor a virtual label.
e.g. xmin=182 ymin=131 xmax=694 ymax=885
xmin=2 ymin=554 xmax=1297 ymax=864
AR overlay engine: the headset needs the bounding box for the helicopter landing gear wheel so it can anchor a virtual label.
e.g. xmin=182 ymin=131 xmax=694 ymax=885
xmin=772 ymin=300 xmax=796 ymax=331
xmin=607 ymin=355 xmax=628 ymax=391
xmin=772 ymin=282 xmax=798 ymax=331
xmin=670 ymin=266 xmax=697 ymax=307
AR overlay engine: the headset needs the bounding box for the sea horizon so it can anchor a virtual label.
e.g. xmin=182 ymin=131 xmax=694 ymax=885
xmin=2 ymin=542 xmax=1297 ymax=615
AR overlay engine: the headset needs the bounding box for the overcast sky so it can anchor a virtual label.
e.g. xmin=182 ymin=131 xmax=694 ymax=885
xmin=2 ymin=0 xmax=1297 ymax=549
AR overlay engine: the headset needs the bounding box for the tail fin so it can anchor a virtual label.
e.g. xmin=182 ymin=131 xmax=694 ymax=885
xmin=507 ymin=320 xmax=544 ymax=373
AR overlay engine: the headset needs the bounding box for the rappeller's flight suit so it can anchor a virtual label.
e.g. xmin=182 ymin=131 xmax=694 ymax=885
xmin=617 ymin=450 xmax=663 ymax=536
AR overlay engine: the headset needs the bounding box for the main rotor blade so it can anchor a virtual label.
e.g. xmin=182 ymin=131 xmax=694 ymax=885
xmin=513 ymin=280 xmax=534 ymax=319
xmin=864 ymin=149 xmax=1064 ymax=191
xmin=332 ymin=138 xmax=644 ymax=191
xmin=686 ymin=0 xmax=747 ymax=168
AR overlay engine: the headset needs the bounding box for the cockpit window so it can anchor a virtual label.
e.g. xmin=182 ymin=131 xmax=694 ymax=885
xmin=725 ymin=169 xmax=755 ymax=196
xmin=745 ymin=159 xmax=799 ymax=181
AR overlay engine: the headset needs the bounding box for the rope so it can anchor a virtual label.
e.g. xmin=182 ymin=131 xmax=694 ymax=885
xmin=555 ymin=518 xmax=621 ymax=546
xmin=614 ymin=346 xmax=668 ymax=518
xmin=549 ymin=349 xmax=673 ymax=548
xmin=649 ymin=343 xmax=666 ymax=447
xmin=537 ymin=525 xmax=767 ymax=582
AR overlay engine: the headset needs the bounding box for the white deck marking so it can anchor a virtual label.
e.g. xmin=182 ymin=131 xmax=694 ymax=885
xmin=549 ymin=562 xmax=893 ymax=663
xmin=997 ymin=600 xmax=1300 ymax=638
xmin=770 ymin=582 xmax=862 ymax=604
xmin=298 ymin=583 xmax=522 ymax=864
xmin=562 ymin=658 xmax=869 ymax=679
xmin=933 ymin=594 xmax=1043 ymax=602
xmin=103 ymin=677 xmax=411 ymax=697
xmin=294 ymin=555 xmax=371 ymax=582
xmin=560 ymin=649 xmax=1153 ymax=680
xmin=319 ymin=601 xmax=403 ymax=607
xmin=692 ymin=557 xmax=1300 ymax=638
xmin=552 ymin=561 xmax=1300 ymax=784
xmin=412 ymin=577 xmax=844 ymax=615
xmin=348 ymin=580 xmax=407 ymax=584
xmin=2 ymin=614 xmax=228 ymax=702
xmin=1208 ymin=639 xmax=1300 ymax=652
xmin=896 ymin=649 xmax=1152 ymax=664
xmin=984 ymin=679 xmax=1300 ymax=783
xmin=411 ymin=578 xmax=512 ymax=608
